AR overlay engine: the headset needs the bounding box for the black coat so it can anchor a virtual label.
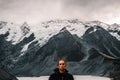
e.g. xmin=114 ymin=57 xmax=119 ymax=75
xmin=49 ymin=68 xmax=74 ymax=80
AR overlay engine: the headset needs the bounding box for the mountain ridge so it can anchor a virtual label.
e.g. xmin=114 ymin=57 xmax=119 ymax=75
xmin=0 ymin=19 xmax=120 ymax=77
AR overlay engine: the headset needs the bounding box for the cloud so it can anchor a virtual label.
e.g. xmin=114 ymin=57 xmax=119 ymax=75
xmin=0 ymin=0 xmax=120 ymax=24
xmin=61 ymin=0 xmax=120 ymax=23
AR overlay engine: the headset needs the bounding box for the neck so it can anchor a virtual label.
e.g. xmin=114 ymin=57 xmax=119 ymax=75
xmin=59 ymin=69 xmax=65 ymax=73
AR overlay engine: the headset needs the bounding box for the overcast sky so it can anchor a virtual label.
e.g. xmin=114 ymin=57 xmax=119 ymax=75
xmin=0 ymin=0 xmax=120 ymax=24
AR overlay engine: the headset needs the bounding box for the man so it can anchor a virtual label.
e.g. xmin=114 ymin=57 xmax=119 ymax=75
xmin=49 ymin=59 xmax=74 ymax=80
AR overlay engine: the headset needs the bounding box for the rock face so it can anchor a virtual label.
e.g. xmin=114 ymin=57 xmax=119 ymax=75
xmin=0 ymin=20 xmax=120 ymax=77
xmin=0 ymin=69 xmax=18 ymax=80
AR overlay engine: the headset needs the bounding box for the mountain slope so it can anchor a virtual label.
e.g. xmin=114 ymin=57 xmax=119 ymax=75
xmin=0 ymin=20 xmax=120 ymax=77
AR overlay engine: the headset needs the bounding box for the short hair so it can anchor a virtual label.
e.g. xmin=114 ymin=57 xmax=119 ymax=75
xmin=57 ymin=58 xmax=67 ymax=66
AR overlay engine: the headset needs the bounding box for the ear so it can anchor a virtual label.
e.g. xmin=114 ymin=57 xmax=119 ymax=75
xmin=65 ymin=64 xmax=67 ymax=67
xmin=57 ymin=65 xmax=59 ymax=68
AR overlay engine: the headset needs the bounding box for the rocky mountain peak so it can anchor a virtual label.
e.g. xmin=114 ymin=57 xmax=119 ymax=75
xmin=20 ymin=22 xmax=30 ymax=35
xmin=0 ymin=21 xmax=7 ymax=29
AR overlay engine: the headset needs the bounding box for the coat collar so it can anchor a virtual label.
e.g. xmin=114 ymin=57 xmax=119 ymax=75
xmin=54 ymin=68 xmax=68 ymax=74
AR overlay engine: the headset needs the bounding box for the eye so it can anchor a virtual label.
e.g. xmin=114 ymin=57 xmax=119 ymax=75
xmin=60 ymin=63 xmax=65 ymax=65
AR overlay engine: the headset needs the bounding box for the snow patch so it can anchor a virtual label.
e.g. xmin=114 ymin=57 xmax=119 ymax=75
xmin=5 ymin=23 xmax=24 ymax=44
xmin=1 ymin=20 xmax=120 ymax=46
xmin=31 ymin=20 xmax=88 ymax=48
xmin=18 ymin=75 xmax=110 ymax=80
xmin=110 ymin=32 xmax=120 ymax=40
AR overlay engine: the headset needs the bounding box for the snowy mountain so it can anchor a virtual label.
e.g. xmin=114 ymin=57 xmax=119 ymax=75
xmin=0 ymin=19 xmax=120 ymax=78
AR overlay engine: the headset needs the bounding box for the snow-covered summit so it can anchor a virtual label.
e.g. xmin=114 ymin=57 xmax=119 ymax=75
xmin=0 ymin=22 xmax=31 ymax=44
xmin=32 ymin=19 xmax=120 ymax=46
xmin=20 ymin=22 xmax=30 ymax=35
xmin=0 ymin=21 xmax=7 ymax=29
xmin=107 ymin=23 xmax=120 ymax=40
xmin=31 ymin=19 xmax=89 ymax=47
xmin=0 ymin=19 xmax=120 ymax=45
xmin=110 ymin=23 xmax=120 ymax=30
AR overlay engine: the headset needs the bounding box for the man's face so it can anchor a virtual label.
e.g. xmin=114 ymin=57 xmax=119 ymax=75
xmin=58 ymin=60 xmax=66 ymax=71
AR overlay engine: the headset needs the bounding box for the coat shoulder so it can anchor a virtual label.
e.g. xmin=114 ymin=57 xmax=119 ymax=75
xmin=67 ymin=73 xmax=74 ymax=80
xmin=67 ymin=73 xmax=73 ymax=77
xmin=49 ymin=73 xmax=58 ymax=80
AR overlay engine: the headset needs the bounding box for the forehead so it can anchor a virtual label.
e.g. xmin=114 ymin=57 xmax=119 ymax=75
xmin=59 ymin=60 xmax=65 ymax=64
